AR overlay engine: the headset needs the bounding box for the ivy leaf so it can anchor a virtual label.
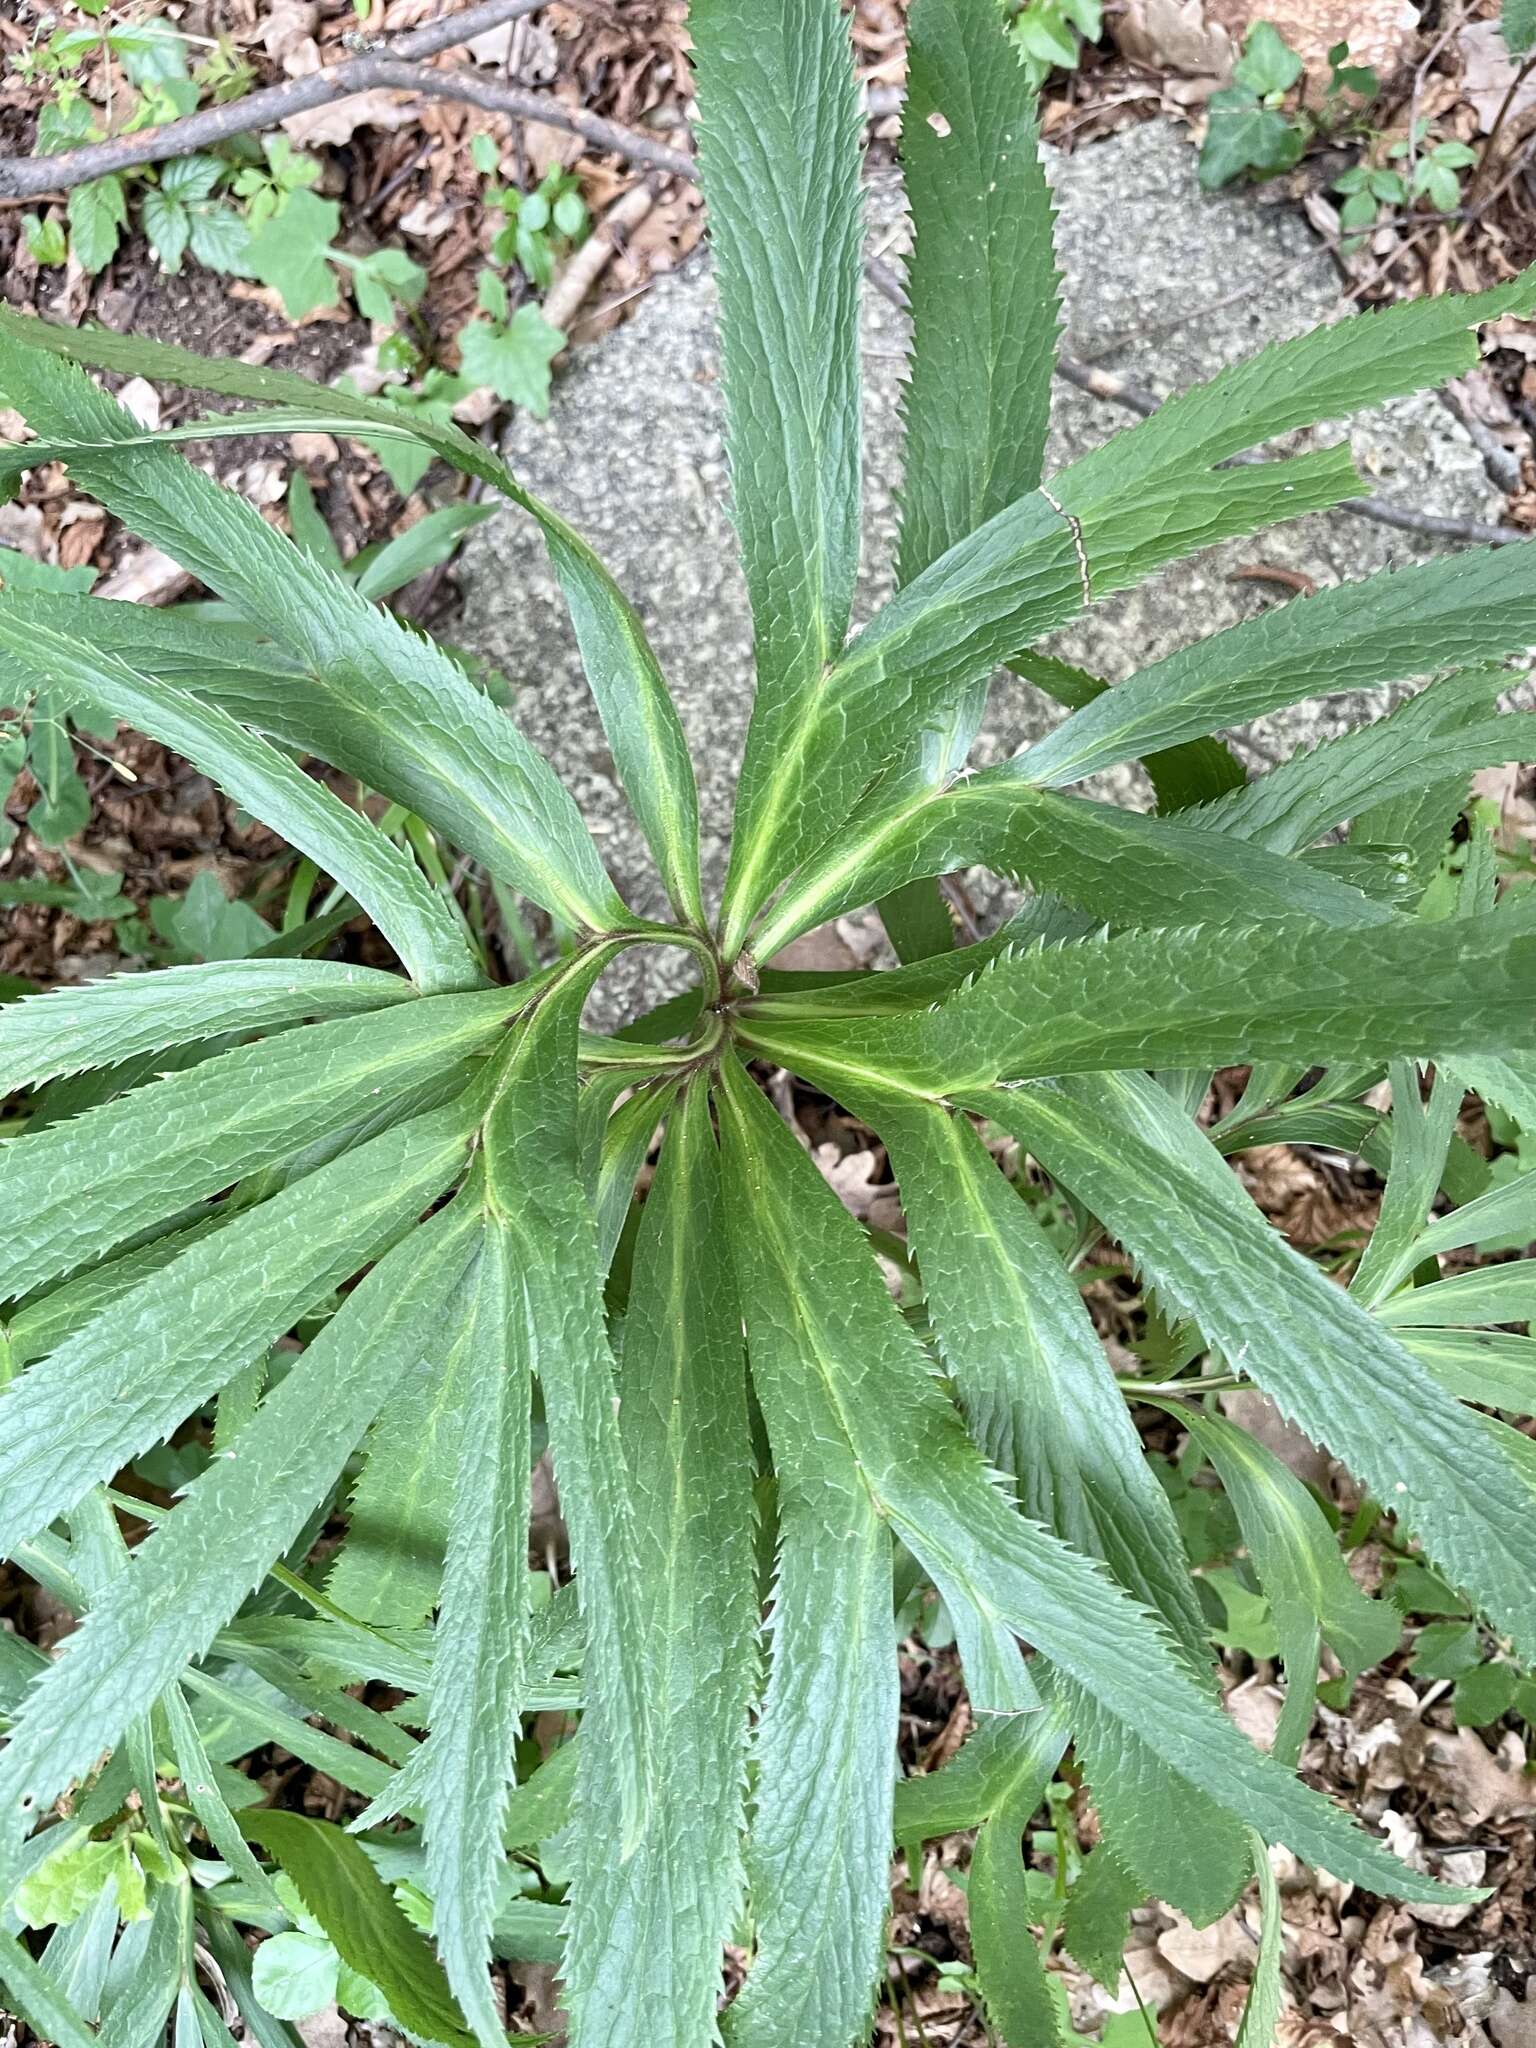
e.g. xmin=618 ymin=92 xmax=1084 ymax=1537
xmin=67 ymin=176 xmax=128 ymax=275
xmin=1200 ymin=90 xmax=1304 ymax=188
xmin=243 ymin=190 xmax=342 ymax=318
xmin=1233 ymin=20 xmax=1305 ymax=94
xmin=150 ymin=870 xmax=273 ymax=963
xmin=340 ymin=246 xmax=428 ymax=326
xmin=456 ymin=306 xmax=564 ymax=412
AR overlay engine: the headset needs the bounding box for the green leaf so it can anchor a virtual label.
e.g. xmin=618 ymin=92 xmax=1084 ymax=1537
xmin=249 ymin=1931 xmax=337 ymax=2022
xmin=715 ymin=1057 xmax=1468 ymax=1904
xmin=1411 ymin=1170 xmax=1536 ymax=1264
xmin=13 ymin=1828 xmax=124 ymax=1929
xmin=142 ymin=190 xmax=192 ymax=274
xmin=0 ymin=984 xmax=513 ymax=1300
xmin=456 ymin=305 xmax=564 ymax=411
xmin=896 ymin=0 xmax=1059 ymax=775
xmin=1235 ymin=1837 xmax=1285 ymax=2048
xmin=1350 ymin=1063 xmax=1462 ymax=1309
xmin=1062 ymin=1847 xmax=1143 ymax=1990
xmin=351 ymin=503 xmax=493 ymax=602
xmin=692 ymin=0 xmax=866 ymax=939
xmin=480 ymin=947 xmax=655 ymax=1859
xmin=163 ymin=1683 xmax=285 ymax=1919
xmin=1211 ymin=672 xmax=1517 ymax=856
xmin=0 ymin=603 xmax=479 ymax=991
xmin=67 ymin=176 xmax=128 ymax=275
xmin=1398 ymin=1329 xmax=1536 ymax=1412
xmin=410 ymin=1242 xmax=532 ymax=2048
xmin=152 ymin=870 xmax=273 ymax=962
xmin=975 ymin=1070 xmax=1536 ymax=1665
xmin=1199 ymin=93 xmax=1304 ymax=188
xmin=0 ymin=338 xmax=625 ymax=935
xmin=0 ymin=1926 xmax=106 ymax=2048
xmin=1153 ymin=1403 xmax=1399 ymax=1762
xmin=720 ymin=1376 xmax=894 ymax=2045
xmin=1506 ymin=0 xmax=1536 ymax=55
xmin=1376 ymin=1259 xmax=1536 ymax=1328
xmin=324 ymin=1256 xmax=484 ymax=1629
xmin=0 ymin=1196 xmax=482 ymax=1866
xmin=244 ymin=190 xmax=341 ymax=317
xmin=751 ymin=758 xmax=1386 ymax=962
xmin=0 ymin=1097 xmax=477 ymax=1565
xmin=565 ymin=1084 xmax=758 ymax=2046
xmin=242 ymin=1812 xmax=474 ymax=2048
xmin=1013 ymin=547 xmax=1536 ymax=791
xmin=340 ymin=246 xmax=427 ymax=326
xmin=725 ymin=436 xmax=1361 ymax=954
xmin=1453 ymin=1659 xmax=1520 ymax=1726
xmin=965 ymin=1705 xmax=1074 ymax=2048
xmin=1059 ymin=260 xmax=1536 ymax=509
xmin=25 ymin=714 xmax=90 ymax=846
xmin=874 ymin=1098 xmax=1208 ymax=1669
xmin=1008 ymin=648 xmax=1247 ymax=813
xmin=748 ymin=913 xmax=1536 ymax=1102
xmin=1233 ymin=21 xmax=1304 ymax=93
xmin=1066 ymin=1683 xmax=1251 ymax=1922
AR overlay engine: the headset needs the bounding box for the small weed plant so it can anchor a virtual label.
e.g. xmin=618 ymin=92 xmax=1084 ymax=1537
xmin=5 ymin=2 xmax=1536 ymax=2044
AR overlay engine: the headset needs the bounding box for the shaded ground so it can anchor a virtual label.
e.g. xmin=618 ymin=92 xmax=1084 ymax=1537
xmin=3 ymin=5 xmax=1536 ymax=2046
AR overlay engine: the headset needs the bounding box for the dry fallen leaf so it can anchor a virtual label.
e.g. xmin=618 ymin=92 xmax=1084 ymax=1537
xmin=1113 ymin=0 xmax=1235 ymax=84
xmin=284 ymin=83 xmax=424 ymax=149
xmin=1460 ymin=21 xmax=1536 ymax=136
xmin=1157 ymin=1906 xmax=1257 ymax=1985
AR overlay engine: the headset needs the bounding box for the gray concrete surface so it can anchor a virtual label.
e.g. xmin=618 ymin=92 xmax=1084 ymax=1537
xmin=457 ymin=119 xmax=1507 ymax=980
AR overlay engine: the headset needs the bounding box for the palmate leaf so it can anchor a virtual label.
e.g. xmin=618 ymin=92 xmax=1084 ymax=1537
xmin=0 ymin=1194 xmax=482 ymax=1868
xmin=690 ymin=0 xmax=865 ymax=934
xmin=751 ymin=773 xmax=1389 ymax=959
xmin=897 ymin=0 xmax=1059 ymax=783
xmin=977 ymin=1071 xmax=1536 ymax=1662
xmin=744 ymin=912 xmax=1536 ymax=1101
xmin=722 ymin=439 xmax=1361 ymax=954
xmin=411 ymin=1240 xmax=532 ymax=2048
xmin=0 ymin=336 xmax=624 ymax=935
xmin=869 ymin=1098 xmax=1208 ymax=1669
xmin=902 ymin=1701 xmax=1074 ymax=2048
xmin=0 ymin=983 xmax=514 ymax=1300
xmin=715 ymin=1059 xmax=1468 ymax=1936
xmin=1008 ymin=648 xmax=1247 ymax=814
xmin=0 ymin=958 xmax=408 ymax=1098
xmin=0 ymin=609 xmax=479 ymax=994
xmin=1148 ymin=1403 xmax=1399 ymax=1765
xmin=479 ymin=948 xmax=656 ymax=1861
xmin=1204 ymin=670 xmax=1516 ymax=853
xmin=0 ymin=1097 xmax=476 ymax=1569
xmin=1012 ymin=545 xmax=1536 ymax=790
xmin=564 ymin=1083 xmax=758 ymax=2048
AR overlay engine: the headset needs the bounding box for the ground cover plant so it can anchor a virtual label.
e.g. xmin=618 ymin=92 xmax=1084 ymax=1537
xmin=4 ymin=0 xmax=1536 ymax=2042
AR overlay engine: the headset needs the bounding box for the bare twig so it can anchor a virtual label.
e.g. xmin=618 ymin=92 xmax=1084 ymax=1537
xmin=0 ymin=0 xmax=553 ymax=199
xmin=2 ymin=21 xmax=1524 ymax=558
xmin=541 ymin=181 xmax=656 ymax=331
